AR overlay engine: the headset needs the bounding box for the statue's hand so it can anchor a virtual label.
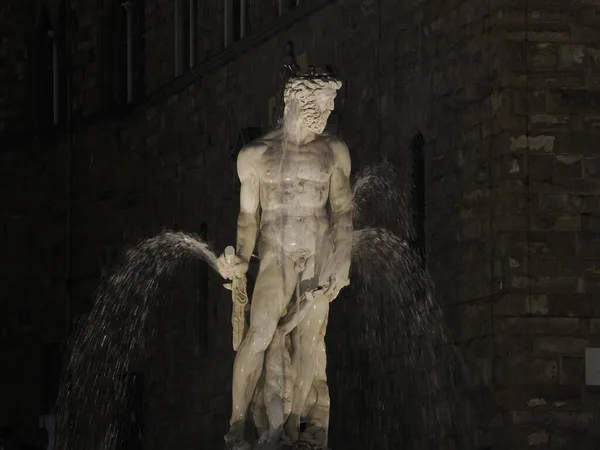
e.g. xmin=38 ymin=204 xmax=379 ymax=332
xmin=217 ymin=252 xmax=249 ymax=280
xmin=322 ymin=275 xmax=350 ymax=302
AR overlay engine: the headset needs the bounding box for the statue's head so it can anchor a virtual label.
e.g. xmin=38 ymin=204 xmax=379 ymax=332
xmin=283 ymin=75 xmax=342 ymax=135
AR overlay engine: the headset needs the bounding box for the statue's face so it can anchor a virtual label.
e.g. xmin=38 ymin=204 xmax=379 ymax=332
xmin=300 ymin=88 xmax=337 ymax=134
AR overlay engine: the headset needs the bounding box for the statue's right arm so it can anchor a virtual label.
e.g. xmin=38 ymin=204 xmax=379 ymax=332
xmin=235 ymin=144 xmax=262 ymax=263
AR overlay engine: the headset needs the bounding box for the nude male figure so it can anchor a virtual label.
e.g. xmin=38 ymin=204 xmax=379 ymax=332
xmin=218 ymin=75 xmax=352 ymax=448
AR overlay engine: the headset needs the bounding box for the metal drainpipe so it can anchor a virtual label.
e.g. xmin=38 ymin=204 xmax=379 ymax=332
xmin=65 ymin=4 xmax=73 ymax=337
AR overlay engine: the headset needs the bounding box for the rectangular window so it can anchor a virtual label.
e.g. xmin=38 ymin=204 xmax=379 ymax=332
xmin=189 ymin=0 xmax=197 ymax=68
xmin=34 ymin=3 xmax=65 ymax=125
xmin=225 ymin=0 xmax=248 ymax=47
xmin=121 ymin=2 xmax=132 ymax=104
xmin=410 ymin=133 xmax=426 ymax=264
xmin=175 ymin=0 xmax=190 ymax=76
xmin=108 ymin=2 xmax=127 ymax=106
xmin=50 ymin=32 xmax=59 ymax=125
xmin=131 ymin=0 xmax=146 ymax=102
xmin=36 ymin=10 xmax=54 ymax=132
xmin=111 ymin=0 xmax=145 ymax=106
xmin=232 ymin=0 xmax=241 ymax=41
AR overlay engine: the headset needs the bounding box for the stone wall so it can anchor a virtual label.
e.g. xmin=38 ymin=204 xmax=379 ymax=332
xmin=1 ymin=0 xmax=600 ymax=448
xmin=488 ymin=1 xmax=600 ymax=448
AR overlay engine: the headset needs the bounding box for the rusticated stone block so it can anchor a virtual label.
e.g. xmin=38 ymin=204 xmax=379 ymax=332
xmin=529 ymin=153 xmax=554 ymax=178
xmin=494 ymin=293 xmax=530 ymax=316
xmin=545 ymin=294 xmax=595 ymax=317
xmin=510 ymin=133 xmax=556 ymax=152
xmin=494 ymin=317 xmax=582 ymax=335
xmin=549 ymin=429 xmax=591 ymax=450
xmin=528 ymin=42 xmax=559 ymax=69
xmin=583 ymin=157 xmax=599 ymax=178
xmin=560 ymin=356 xmax=584 ymax=385
xmin=530 ymin=294 xmax=549 ymax=315
xmin=539 ymin=193 xmax=583 ymax=214
xmin=577 ymin=232 xmax=600 ymax=258
xmin=494 ymin=334 xmax=534 ymax=354
xmin=555 ymin=154 xmax=583 ymax=178
xmin=528 ymin=429 xmax=549 ymax=446
xmin=534 ymin=337 xmax=589 ymax=354
xmin=495 ymin=355 xmax=559 ymax=384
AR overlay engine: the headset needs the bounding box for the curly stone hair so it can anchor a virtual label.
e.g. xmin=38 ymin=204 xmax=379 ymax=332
xmin=283 ymin=76 xmax=343 ymax=106
xmin=282 ymin=76 xmax=342 ymax=133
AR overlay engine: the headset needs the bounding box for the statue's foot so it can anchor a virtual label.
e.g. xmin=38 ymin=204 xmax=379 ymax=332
xmin=224 ymin=421 xmax=249 ymax=450
xmin=258 ymin=428 xmax=286 ymax=444
xmin=231 ymin=442 xmax=252 ymax=450
xmin=256 ymin=430 xmax=283 ymax=450
xmin=301 ymin=425 xmax=326 ymax=447
xmin=289 ymin=440 xmax=326 ymax=450
xmin=257 ymin=430 xmax=271 ymax=445
xmin=283 ymin=419 xmax=299 ymax=443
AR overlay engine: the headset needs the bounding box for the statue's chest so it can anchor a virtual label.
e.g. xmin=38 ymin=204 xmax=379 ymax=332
xmin=259 ymin=145 xmax=333 ymax=184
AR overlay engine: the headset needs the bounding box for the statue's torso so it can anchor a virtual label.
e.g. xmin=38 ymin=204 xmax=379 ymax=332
xmin=257 ymin=135 xmax=334 ymax=255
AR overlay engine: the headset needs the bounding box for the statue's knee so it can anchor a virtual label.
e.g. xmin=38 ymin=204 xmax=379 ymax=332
xmin=247 ymin=325 xmax=276 ymax=352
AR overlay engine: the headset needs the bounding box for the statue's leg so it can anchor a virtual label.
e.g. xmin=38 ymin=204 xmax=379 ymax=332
xmin=302 ymin=311 xmax=330 ymax=446
xmin=262 ymin=332 xmax=290 ymax=443
xmin=251 ymin=372 xmax=268 ymax=438
xmin=226 ymin=249 xmax=297 ymax=444
xmin=285 ymin=262 xmax=329 ymax=442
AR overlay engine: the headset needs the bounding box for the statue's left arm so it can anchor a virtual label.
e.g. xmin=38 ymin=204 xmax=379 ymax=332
xmin=326 ymin=138 xmax=353 ymax=299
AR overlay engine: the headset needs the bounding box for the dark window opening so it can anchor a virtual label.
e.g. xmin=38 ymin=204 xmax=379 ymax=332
xmin=190 ymin=0 xmax=198 ymax=67
xmin=226 ymin=0 xmax=250 ymax=46
xmin=102 ymin=1 xmax=145 ymax=109
xmin=35 ymin=8 xmax=54 ymax=133
xmin=102 ymin=1 xmax=127 ymax=108
xmin=232 ymin=0 xmax=242 ymax=41
xmin=230 ymin=0 xmax=249 ymax=42
xmin=175 ymin=0 xmax=191 ymax=75
xmin=410 ymin=132 xmax=426 ymax=264
xmin=55 ymin=2 xmax=68 ymax=125
xmin=131 ymin=0 xmax=146 ymax=100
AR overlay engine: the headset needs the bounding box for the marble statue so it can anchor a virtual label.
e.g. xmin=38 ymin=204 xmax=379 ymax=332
xmin=217 ymin=71 xmax=352 ymax=450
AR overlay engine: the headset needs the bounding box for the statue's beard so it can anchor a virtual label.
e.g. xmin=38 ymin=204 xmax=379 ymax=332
xmin=283 ymin=102 xmax=330 ymax=137
xmin=300 ymin=105 xmax=330 ymax=134
xmin=292 ymin=103 xmax=329 ymax=134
